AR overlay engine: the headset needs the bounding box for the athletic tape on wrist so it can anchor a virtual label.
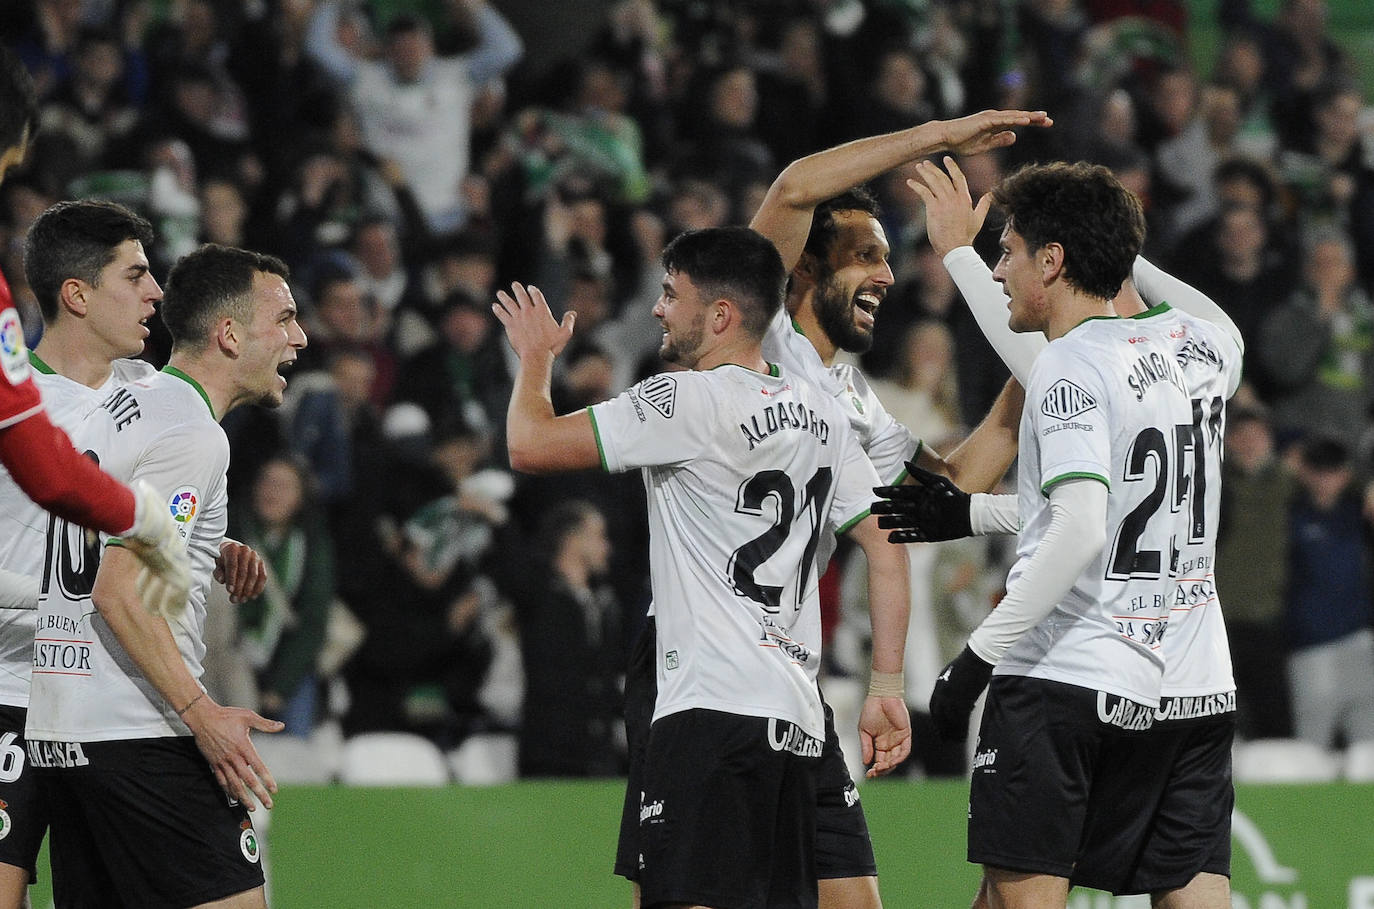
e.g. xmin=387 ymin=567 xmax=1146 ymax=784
xmin=867 ymin=670 xmax=905 ymax=698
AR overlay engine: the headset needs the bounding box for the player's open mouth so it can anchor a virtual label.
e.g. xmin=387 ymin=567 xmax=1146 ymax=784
xmin=855 ymin=291 xmax=882 ymax=328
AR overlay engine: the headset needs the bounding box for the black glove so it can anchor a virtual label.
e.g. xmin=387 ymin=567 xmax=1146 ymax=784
xmin=871 ymin=461 xmax=973 ymax=543
xmin=928 ymin=645 xmax=995 ymax=742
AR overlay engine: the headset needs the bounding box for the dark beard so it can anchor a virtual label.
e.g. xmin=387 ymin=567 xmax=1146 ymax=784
xmin=660 ymin=311 xmax=705 ymax=366
xmin=813 ymin=274 xmax=873 ymax=354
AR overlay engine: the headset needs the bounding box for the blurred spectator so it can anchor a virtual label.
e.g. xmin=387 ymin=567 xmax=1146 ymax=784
xmin=1258 ymin=228 xmax=1374 ymax=448
xmin=230 ymin=456 xmax=337 ymax=737
xmin=516 ymin=499 xmax=626 ymax=778
xmin=38 ymin=26 xmax=141 ymax=172
xmin=1215 ymin=406 xmax=1297 ymax=739
xmin=1276 ymin=80 xmax=1374 ymax=234
xmin=299 ymin=267 xmax=398 ymax=405
xmin=305 ymin=1 xmax=523 ymax=232
xmin=869 ymin=319 xmax=963 ymax=447
xmin=1154 ymin=82 xmax=1248 ymax=245
xmin=1284 ymin=436 xmax=1374 ymax=749
xmin=1170 ymin=202 xmax=1294 ymax=361
xmin=339 ymin=408 xmax=498 ymax=745
xmin=349 ymin=214 xmax=433 ymax=357
xmin=672 ymin=63 xmax=774 ymax=201
xmin=1212 ymin=32 xmax=1279 ymax=160
xmin=752 ymin=15 xmax=829 ymax=169
xmin=198 ymin=176 xmax=249 ymax=247
xmin=393 ymin=288 xmax=511 ymax=441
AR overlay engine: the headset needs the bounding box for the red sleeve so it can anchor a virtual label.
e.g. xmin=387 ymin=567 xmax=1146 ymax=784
xmin=0 ymin=374 xmax=42 ymax=428
xmin=0 ymin=408 xmax=137 ymax=536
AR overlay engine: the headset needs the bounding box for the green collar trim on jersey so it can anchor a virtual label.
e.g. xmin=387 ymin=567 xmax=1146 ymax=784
xmin=28 ymin=351 xmax=54 ymax=374
xmin=1073 ymin=300 xmax=1175 ymax=332
xmin=769 ymin=362 xmax=780 ymax=377
xmin=161 ymin=366 xmax=215 ymax=419
xmin=791 ymin=317 xmax=806 ymax=336
xmin=1128 ymin=301 xmax=1173 ymax=319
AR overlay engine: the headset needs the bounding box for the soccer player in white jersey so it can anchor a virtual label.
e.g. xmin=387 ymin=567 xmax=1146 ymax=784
xmin=496 ymin=226 xmax=912 ymax=909
xmin=25 ymin=244 xmax=306 ymax=909
xmin=881 ymin=157 xmax=1243 ymax=907
xmin=0 ymin=201 xmax=268 ymax=909
xmin=0 ymin=48 xmax=189 ymax=624
xmin=879 ymin=161 xmax=1193 ymax=909
xmin=613 ymin=111 xmax=1049 ymax=909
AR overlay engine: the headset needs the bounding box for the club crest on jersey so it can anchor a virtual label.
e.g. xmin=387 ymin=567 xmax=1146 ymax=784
xmin=637 ymin=375 xmax=677 ymax=419
xmin=0 ymin=805 xmax=10 ymax=841
xmin=0 ymin=307 xmax=30 ymax=386
xmin=1040 ymin=379 xmax=1097 ymax=420
xmin=167 ymin=486 xmax=199 ymax=536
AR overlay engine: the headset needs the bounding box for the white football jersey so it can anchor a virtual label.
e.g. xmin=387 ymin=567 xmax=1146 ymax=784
xmin=1155 ymin=307 xmax=1243 ymax=701
xmin=27 ymin=368 xmax=227 ymax=742
xmin=0 ymin=356 xmax=154 ymax=708
xmin=590 ymin=364 xmax=878 ymax=739
xmin=997 ymin=312 xmax=1193 ymax=707
xmin=763 ymin=309 xmax=919 ymax=566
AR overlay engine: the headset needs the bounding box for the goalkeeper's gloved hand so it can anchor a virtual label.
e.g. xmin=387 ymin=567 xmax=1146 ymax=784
xmin=872 ymin=461 xmax=973 ymax=543
xmin=928 ymin=645 xmax=995 ymax=742
xmin=122 ymin=480 xmax=192 ymax=619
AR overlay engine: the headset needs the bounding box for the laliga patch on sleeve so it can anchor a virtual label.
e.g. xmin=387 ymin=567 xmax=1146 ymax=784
xmin=639 ymin=374 xmax=677 ymax=419
xmin=166 ymin=486 xmax=200 ymax=540
xmin=0 ymin=308 xmax=31 ymax=387
xmin=1040 ymin=379 xmax=1097 ymax=421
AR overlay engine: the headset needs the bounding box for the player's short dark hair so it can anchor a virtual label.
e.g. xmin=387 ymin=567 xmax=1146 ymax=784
xmin=0 ymin=47 xmax=38 ymax=155
xmin=993 ymin=161 xmax=1146 ymax=301
xmin=803 ymin=186 xmax=881 ymax=264
xmin=24 ymin=200 xmax=156 ymax=323
xmin=162 ymin=244 xmax=290 ymax=349
xmin=660 ymin=226 xmax=784 ymax=338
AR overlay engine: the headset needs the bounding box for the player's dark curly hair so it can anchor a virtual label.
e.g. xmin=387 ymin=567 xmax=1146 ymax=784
xmin=993 ymin=162 xmax=1145 ymax=301
xmin=162 ymin=244 xmax=290 ymax=349
xmin=660 ymin=226 xmax=785 ymax=338
xmin=24 ymin=200 xmax=155 ymax=322
xmin=0 ymin=47 xmax=37 ymax=155
xmin=803 ymin=186 xmax=881 ymax=264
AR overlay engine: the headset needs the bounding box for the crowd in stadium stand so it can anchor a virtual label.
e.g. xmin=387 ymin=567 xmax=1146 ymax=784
xmin=3 ymin=0 xmax=1373 ymax=778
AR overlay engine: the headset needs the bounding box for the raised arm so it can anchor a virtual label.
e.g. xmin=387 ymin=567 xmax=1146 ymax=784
xmin=493 ymin=282 xmax=601 ymax=473
xmin=750 ymin=111 xmax=1052 ymax=272
xmin=908 ymin=156 xmax=1044 ymax=385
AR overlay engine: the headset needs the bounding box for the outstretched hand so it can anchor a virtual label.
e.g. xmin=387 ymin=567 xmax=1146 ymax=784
xmin=859 ymin=695 xmax=912 ymax=778
xmin=872 ymin=461 xmax=974 ymax=543
xmin=907 ymin=156 xmax=993 ymax=257
xmin=939 ymin=109 xmax=1053 ymax=157
xmin=493 ymin=282 xmax=576 ymax=360
xmin=181 ymin=695 xmax=284 ymax=811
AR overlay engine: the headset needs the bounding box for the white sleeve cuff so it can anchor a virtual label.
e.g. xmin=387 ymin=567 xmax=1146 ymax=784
xmin=970 ymin=493 xmax=1020 ymax=535
xmin=967 ymin=478 xmax=1107 ymax=664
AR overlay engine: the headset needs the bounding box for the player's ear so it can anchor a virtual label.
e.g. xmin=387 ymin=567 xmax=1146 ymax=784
xmin=215 ymin=317 xmax=239 ymax=355
xmin=58 ymin=278 xmax=88 ymax=317
xmin=1040 ymin=242 xmax=1065 ymax=284
xmin=709 ymin=298 xmax=732 ymax=335
xmin=794 ymin=251 xmax=821 ymax=286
